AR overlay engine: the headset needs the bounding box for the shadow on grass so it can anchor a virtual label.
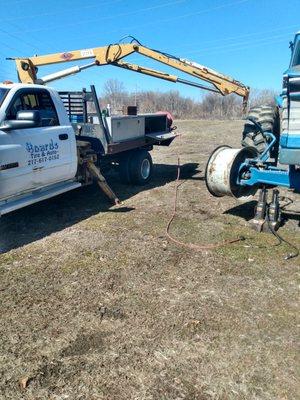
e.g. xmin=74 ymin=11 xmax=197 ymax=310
xmin=281 ymin=211 xmax=300 ymax=227
xmin=224 ymin=200 xmax=257 ymax=221
xmin=0 ymin=162 xmax=200 ymax=253
xmin=225 ymin=200 xmax=300 ymax=230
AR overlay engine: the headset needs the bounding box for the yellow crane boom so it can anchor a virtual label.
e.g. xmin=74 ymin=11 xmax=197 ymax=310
xmin=11 ymin=41 xmax=250 ymax=108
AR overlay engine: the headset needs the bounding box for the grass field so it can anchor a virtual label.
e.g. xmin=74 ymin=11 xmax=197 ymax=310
xmin=0 ymin=120 xmax=299 ymax=399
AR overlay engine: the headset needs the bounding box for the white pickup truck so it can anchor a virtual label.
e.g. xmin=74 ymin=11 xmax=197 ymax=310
xmin=0 ymin=83 xmax=176 ymax=216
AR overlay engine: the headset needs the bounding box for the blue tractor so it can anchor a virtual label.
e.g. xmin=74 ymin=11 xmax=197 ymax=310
xmin=205 ymin=32 xmax=300 ymax=232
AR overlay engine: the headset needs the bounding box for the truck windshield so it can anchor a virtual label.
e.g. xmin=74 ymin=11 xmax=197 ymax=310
xmin=0 ymin=88 xmax=9 ymax=106
xmin=292 ymin=40 xmax=300 ymax=66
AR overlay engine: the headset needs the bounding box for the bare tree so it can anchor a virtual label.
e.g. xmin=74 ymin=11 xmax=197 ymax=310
xmin=100 ymin=79 xmax=278 ymax=119
xmin=249 ymin=89 xmax=278 ymax=108
xmin=102 ymin=79 xmax=128 ymax=112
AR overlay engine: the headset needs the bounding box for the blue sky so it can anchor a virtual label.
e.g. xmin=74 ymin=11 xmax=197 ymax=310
xmin=0 ymin=0 xmax=299 ymax=99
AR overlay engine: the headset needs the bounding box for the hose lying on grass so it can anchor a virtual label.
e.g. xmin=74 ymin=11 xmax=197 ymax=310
xmin=266 ymin=196 xmax=299 ymax=260
xmin=165 ymin=156 xmax=245 ymax=251
xmin=165 ymin=157 xmax=299 ymax=259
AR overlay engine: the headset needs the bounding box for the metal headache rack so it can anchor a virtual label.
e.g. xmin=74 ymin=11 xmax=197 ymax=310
xmin=59 ymin=88 xmax=100 ymax=123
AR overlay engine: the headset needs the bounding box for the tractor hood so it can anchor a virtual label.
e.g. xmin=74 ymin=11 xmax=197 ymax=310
xmin=284 ymin=66 xmax=300 ymax=76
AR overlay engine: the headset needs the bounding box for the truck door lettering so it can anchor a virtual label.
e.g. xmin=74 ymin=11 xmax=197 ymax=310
xmin=26 ymin=139 xmax=60 ymax=166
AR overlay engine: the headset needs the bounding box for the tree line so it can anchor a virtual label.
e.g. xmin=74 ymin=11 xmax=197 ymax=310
xmin=100 ymin=79 xmax=278 ymax=119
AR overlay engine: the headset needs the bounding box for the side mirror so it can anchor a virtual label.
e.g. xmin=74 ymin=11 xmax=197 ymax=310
xmin=1 ymin=110 xmax=41 ymax=131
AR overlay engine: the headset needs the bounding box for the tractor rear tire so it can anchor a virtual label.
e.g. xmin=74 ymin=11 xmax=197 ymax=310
xmin=242 ymin=105 xmax=280 ymax=159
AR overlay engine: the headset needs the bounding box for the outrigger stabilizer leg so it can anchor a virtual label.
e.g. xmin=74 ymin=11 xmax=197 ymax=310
xmin=250 ymin=187 xmax=268 ymax=232
xmin=250 ymin=187 xmax=281 ymax=232
xmin=87 ymin=161 xmax=120 ymax=205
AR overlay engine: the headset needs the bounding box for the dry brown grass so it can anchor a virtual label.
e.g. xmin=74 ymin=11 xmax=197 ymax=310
xmin=0 ymin=120 xmax=299 ymax=399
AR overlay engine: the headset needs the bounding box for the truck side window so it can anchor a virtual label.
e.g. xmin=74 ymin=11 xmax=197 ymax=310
xmin=23 ymin=94 xmax=38 ymax=109
xmin=6 ymin=90 xmax=59 ymax=127
xmin=37 ymin=91 xmax=59 ymax=126
xmin=6 ymin=96 xmax=23 ymax=119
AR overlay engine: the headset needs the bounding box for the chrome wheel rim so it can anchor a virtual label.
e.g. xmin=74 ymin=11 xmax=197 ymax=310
xmin=141 ymin=159 xmax=150 ymax=179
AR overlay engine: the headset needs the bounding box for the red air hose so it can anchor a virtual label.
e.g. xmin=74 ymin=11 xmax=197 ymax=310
xmin=166 ymin=156 xmax=245 ymax=251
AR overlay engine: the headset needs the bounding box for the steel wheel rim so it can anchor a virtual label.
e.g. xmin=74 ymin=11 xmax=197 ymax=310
xmin=141 ymin=159 xmax=150 ymax=179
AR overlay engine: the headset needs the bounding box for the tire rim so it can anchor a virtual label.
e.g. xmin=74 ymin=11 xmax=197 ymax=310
xmin=141 ymin=159 xmax=151 ymax=179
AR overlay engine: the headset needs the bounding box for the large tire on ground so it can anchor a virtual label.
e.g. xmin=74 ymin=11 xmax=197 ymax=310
xmin=242 ymin=105 xmax=280 ymax=159
xmin=129 ymin=150 xmax=153 ymax=185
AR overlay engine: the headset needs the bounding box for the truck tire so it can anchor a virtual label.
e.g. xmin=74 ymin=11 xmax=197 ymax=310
xmin=129 ymin=150 xmax=153 ymax=185
xmin=118 ymin=151 xmax=133 ymax=184
xmin=242 ymin=105 xmax=280 ymax=159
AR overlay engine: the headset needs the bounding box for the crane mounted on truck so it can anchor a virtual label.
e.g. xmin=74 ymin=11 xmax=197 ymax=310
xmin=12 ymin=38 xmax=249 ymax=107
xmin=0 ymin=39 xmax=249 ymax=216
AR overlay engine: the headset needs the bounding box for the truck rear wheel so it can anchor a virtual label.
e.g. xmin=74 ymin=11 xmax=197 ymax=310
xmin=129 ymin=150 xmax=153 ymax=185
xmin=118 ymin=150 xmax=153 ymax=185
xmin=119 ymin=152 xmax=133 ymax=184
xmin=242 ymin=105 xmax=280 ymax=159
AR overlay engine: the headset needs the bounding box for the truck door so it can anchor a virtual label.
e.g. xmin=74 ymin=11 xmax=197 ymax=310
xmin=0 ymin=88 xmax=77 ymax=200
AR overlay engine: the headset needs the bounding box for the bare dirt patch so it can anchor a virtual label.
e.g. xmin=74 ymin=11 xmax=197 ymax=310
xmin=0 ymin=120 xmax=299 ymax=399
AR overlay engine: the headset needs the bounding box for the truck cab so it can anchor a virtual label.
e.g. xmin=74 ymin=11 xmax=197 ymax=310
xmin=0 ymin=84 xmax=78 ymax=206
